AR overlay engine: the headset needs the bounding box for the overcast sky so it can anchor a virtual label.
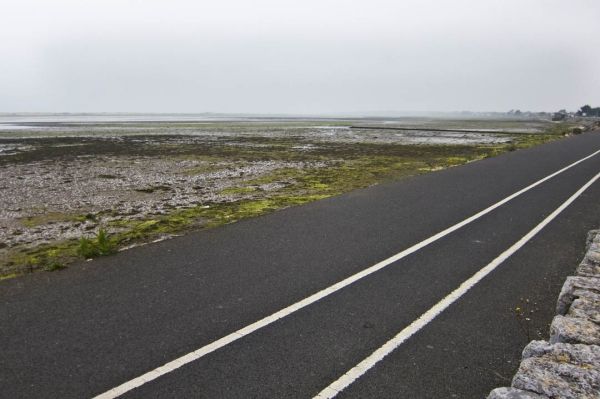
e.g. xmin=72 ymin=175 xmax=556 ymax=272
xmin=1 ymin=0 xmax=599 ymax=114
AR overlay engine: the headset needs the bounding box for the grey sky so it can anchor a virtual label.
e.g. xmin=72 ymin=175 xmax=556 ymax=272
xmin=1 ymin=0 xmax=599 ymax=114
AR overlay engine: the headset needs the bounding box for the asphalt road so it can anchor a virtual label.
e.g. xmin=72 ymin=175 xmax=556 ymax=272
xmin=2 ymin=131 xmax=600 ymax=399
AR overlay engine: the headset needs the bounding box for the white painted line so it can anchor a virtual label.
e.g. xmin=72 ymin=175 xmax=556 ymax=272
xmin=93 ymin=149 xmax=600 ymax=399
xmin=314 ymin=170 xmax=600 ymax=398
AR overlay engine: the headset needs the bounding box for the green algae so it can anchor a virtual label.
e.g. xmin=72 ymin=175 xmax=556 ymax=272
xmin=19 ymin=212 xmax=87 ymax=228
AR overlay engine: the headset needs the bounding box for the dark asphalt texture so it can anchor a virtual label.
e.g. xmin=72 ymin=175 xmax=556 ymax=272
xmin=1 ymin=131 xmax=600 ymax=399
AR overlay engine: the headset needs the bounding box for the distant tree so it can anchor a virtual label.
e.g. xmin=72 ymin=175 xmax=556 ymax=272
xmin=580 ymin=105 xmax=592 ymax=115
xmin=578 ymin=105 xmax=600 ymax=117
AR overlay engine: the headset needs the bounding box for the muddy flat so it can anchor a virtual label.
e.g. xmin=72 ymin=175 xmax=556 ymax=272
xmin=0 ymin=115 xmax=581 ymax=277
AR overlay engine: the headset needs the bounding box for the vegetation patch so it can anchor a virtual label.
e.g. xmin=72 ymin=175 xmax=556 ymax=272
xmin=182 ymin=164 xmax=223 ymax=175
xmin=5 ymin=240 xmax=78 ymax=276
xmin=77 ymin=229 xmax=117 ymax=258
xmin=220 ymin=186 xmax=258 ymax=195
xmin=19 ymin=212 xmax=86 ymax=228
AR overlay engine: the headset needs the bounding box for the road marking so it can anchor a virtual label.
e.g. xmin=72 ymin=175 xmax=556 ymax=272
xmin=93 ymin=148 xmax=600 ymax=399
xmin=314 ymin=170 xmax=600 ymax=398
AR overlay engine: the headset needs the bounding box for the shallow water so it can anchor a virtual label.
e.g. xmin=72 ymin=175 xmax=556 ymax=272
xmin=0 ymin=124 xmax=36 ymax=130
xmin=0 ymin=114 xmax=261 ymax=124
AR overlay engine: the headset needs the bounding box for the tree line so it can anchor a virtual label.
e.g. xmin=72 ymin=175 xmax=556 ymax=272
xmin=576 ymin=105 xmax=600 ymax=117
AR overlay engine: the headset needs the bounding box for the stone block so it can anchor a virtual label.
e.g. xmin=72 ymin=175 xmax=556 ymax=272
xmin=584 ymin=247 xmax=600 ymax=266
xmin=487 ymin=387 xmax=548 ymax=399
xmin=556 ymin=276 xmax=600 ymax=315
xmin=568 ymin=296 xmax=600 ymax=324
xmin=512 ymin=340 xmax=600 ymax=399
xmin=549 ymin=315 xmax=600 ymax=345
xmin=586 ymin=230 xmax=600 ymax=249
xmin=576 ymin=258 xmax=600 ymax=278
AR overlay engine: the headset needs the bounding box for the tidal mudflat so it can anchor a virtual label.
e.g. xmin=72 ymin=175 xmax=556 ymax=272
xmin=0 ymin=117 xmax=582 ymax=277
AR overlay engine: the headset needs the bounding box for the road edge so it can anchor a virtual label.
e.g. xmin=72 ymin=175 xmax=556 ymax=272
xmin=487 ymin=229 xmax=600 ymax=399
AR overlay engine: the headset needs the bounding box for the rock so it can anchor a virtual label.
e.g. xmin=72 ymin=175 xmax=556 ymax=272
xmin=549 ymin=315 xmax=600 ymax=345
xmin=556 ymin=276 xmax=600 ymax=315
xmin=586 ymin=230 xmax=600 ymax=249
xmin=583 ymin=248 xmax=600 ymax=266
xmin=487 ymin=387 xmax=548 ymax=398
xmin=521 ymin=340 xmax=600 ymax=362
xmin=512 ymin=341 xmax=600 ymax=399
xmin=568 ymin=297 xmax=600 ymax=324
xmin=576 ymin=258 xmax=600 ymax=278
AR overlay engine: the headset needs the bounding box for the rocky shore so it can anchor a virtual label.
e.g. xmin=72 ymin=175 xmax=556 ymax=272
xmin=0 ymin=119 xmax=570 ymax=277
xmin=0 ymin=154 xmax=324 ymax=248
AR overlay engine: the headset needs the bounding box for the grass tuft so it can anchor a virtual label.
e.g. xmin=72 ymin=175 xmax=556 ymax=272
xmin=77 ymin=228 xmax=117 ymax=258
